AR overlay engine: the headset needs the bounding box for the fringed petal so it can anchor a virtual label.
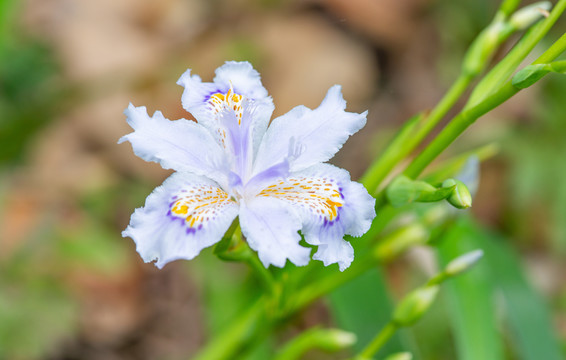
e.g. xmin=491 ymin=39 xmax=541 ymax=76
xmin=119 ymin=104 xmax=229 ymax=186
xmin=177 ymin=61 xmax=274 ymax=155
xmin=254 ymin=163 xmax=375 ymax=271
xmin=122 ymin=172 xmax=239 ymax=268
xmin=239 ymin=197 xmax=311 ymax=268
xmin=253 ymin=85 xmax=367 ymax=175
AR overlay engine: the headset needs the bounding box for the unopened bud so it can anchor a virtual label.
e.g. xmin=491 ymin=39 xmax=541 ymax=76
xmin=393 ymin=285 xmax=439 ymax=326
xmin=463 ymin=21 xmax=509 ymax=76
xmin=442 ymin=179 xmax=472 ymax=209
xmin=509 ymin=2 xmax=551 ymax=30
xmin=445 ymin=249 xmax=484 ymax=276
xmin=384 ymin=352 xmax=413 ymax=360
xmin=315 ymin=329 xmax=357 ymax=352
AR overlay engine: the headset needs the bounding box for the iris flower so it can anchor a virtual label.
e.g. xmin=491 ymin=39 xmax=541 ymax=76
xmin=120 ymin=61 xmax=375 ymax=271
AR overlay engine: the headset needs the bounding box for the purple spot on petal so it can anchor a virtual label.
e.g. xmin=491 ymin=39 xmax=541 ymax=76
xmin=198 ymin=224 xmax=203 ymax=230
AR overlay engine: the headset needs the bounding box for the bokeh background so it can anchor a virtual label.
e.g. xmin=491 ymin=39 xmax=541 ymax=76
xmin=1 ymin=0 xmax=565 ymax=359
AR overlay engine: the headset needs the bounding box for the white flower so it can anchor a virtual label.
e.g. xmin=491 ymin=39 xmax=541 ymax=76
xmin=120 ymin=61 xmax=376 ymax=271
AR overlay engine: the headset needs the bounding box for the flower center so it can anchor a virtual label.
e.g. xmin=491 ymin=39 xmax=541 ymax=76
xmin=209 ymin=88 xmax=244 ymax=125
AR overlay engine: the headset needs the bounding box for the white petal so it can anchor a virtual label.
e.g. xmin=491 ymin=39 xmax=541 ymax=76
xmin=177 ymin=61 xmax=273 ymax=138
xmin=119 ymin=104 xmax=229 ymax=187
xmin=255 ymin=163 xmax=376 ymax=271
xmin=122 ymin=172 xmax=239 ymax=268
xmin=213 ymin=61 xmax=269 ymax=100
xmin=252 ymin=85 xmax=368 ymax=175
xmin=176 ymin=69 xmax=217 ymax=128
xmin=239 ymin=197 xmax=311 ymax=268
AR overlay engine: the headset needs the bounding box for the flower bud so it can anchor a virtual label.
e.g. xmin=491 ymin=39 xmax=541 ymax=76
xmin=384 ymin=352 xmax=413 ymax=360
xmin=445 ymin=249 xmax=484 ymax=276
xmin=509 ymin=2 xmax=551 ymax=30
xmin=392 ymin=285 xmax=439 ymax=327
xmin=463 ymin=21 xmax=509 ymax=76
xmin=314 ymin=329 xmax=357 ymax=352
xmin=442 ymin=179 xmax=472 ymax=209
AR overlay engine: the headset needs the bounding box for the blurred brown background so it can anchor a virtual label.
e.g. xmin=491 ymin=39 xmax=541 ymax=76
xmin=1 ymin=0 xmax=565 ymax=359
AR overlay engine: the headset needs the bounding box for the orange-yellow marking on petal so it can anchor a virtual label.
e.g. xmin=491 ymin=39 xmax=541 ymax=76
xmin=258 ymin=177 xmax=344 ymax=221
xmin=208 ymin=87 xmax=244 ymax=125
xmin=170 ymin=185 xmax=235 ymax=228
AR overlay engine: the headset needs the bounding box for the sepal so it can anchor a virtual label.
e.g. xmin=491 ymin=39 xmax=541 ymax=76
xmin=213 ymin=220 xmax=254 ymax=262
xmin=386 ymin=175 xmax=454 ymax=207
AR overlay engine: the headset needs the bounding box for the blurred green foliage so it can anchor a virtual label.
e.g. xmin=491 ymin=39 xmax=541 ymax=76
xmin=0 ymin=0 xmax=565 ymax=358
xmin=505 ymin=76 xmax=566 ymax=251
xmin=0 ymin=1 xmax=62 ymax=165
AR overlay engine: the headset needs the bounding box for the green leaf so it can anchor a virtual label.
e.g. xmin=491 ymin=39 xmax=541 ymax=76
xmin=328 ymin=268 xmax=406 ymax=358
xmin=437 ymin=218 xmax=505 ymax=360
xmin=437 ymin=216 xmax=564 ymax=360
xmin=481 ymin=229 xmax=564 ymax=360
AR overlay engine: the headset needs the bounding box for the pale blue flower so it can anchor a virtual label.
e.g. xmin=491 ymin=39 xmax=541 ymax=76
xmin=120 ymin=61 xmax=376 ymax=271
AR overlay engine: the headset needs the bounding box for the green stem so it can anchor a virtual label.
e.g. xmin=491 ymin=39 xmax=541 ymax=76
xmin=192 ymin=298 xmax=268 ymax=360
xmin=288 ymin=253 xmax=377 ymax=314
xmin=404 ymin=31 xmax=566 ymax=179
xmin=467 ymin=0 xmax=566 ymax=107
xmin=549 ymin=60 xmax=566 ymax=72
xmin=534 ymin=32 xmax=566 ymax=64
xmin=246 ymin=253 xmax=278 ymax=297
xmin=403 ymin=82 xmax=517 ymax=178
xmin=361 ymin=74 xmax=473 ymax=194
xmin=274 ymin=327 xmax=354 ymax=360
xmin=357 ymin=322 xmax=399 ymax=359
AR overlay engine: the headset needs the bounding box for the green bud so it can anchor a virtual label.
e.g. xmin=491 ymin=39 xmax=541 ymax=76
xmin=509 ymin=2 xmax=551 ymax=30
xmin=277 ymin=327 xmax=357 ymax=360
xmin=392 ymin=285 xmax=439 ymax=327
xmin=314 ymin=329 xmax=357 ymax=352
xmin=463 ymin=21 xmax=510 ymax=76
xmin=383 ymin=352 xmax=413 ymax=360
xmin=445 ymin=249 xmax=484 ymax=276
xmin=442 ymin=179 xmax=472 ymax=209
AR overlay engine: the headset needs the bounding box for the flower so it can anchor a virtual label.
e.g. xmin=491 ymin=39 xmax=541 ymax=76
xmin=120 ymin=61 xmax=376 ymax=271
